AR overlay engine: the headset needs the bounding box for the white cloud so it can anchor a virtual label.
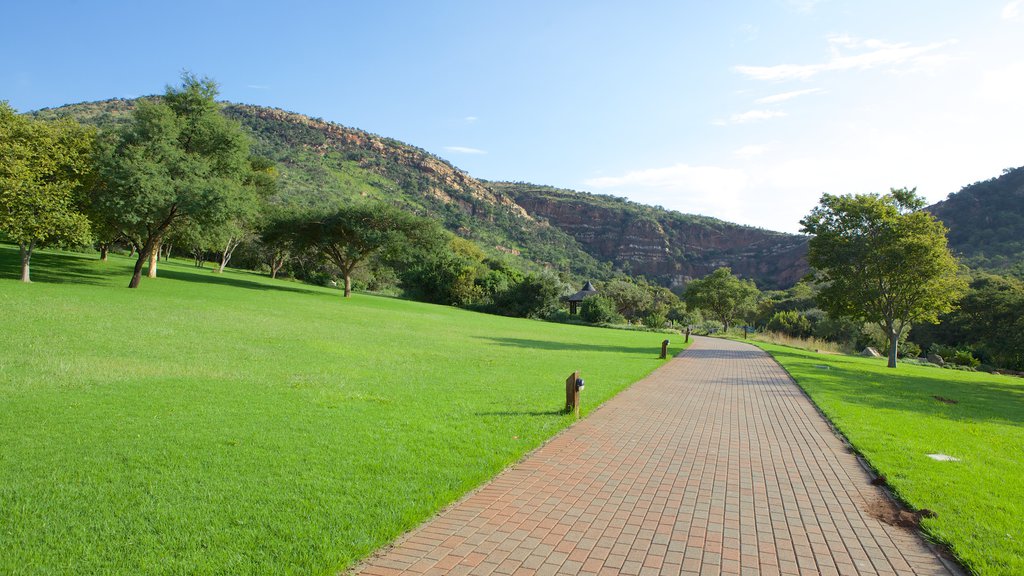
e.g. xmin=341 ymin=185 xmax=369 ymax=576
xmin=1003 ymin=0 xmax=1023 ymax=20
xmin=734 ymin=144 xmax=774 ymax=159
xmin=735 ymin=36 xmax=955 ymax=81
xmin=728 ymin=109 xmax=787 ymax=124
xmin=755 ymin=88 xmax=823 ymax=104
xmin=464 ymin=116 xmax=478 ymax=122
xmin=444 ymin=146 xmax=487 ymax=154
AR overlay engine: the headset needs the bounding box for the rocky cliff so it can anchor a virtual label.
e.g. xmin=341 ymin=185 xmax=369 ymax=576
xmin=492 ymin=183 xmax=809 ymax=290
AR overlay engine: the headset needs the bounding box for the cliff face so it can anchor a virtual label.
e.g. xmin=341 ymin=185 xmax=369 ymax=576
xmin=495 ymin=183 xmax=808 ymax=290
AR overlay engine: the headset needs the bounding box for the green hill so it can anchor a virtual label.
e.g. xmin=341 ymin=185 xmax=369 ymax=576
xmin=31 ymin=98 xmax=810 ymax=289
xmin=927 ymin=166 xmax=1024 ymax=273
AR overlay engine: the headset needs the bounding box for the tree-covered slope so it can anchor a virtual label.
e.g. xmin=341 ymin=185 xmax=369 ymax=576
xmin=33 ymin=98 xmax=818 ymax=289
xmin=927 ymin=166 xmax=1024 ymax=272
xmin=32 ymin=99 xmax=609 ymax=279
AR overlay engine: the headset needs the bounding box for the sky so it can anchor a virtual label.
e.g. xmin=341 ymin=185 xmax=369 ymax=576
xmin=4 ymin=1 xmax=1023 ymax=233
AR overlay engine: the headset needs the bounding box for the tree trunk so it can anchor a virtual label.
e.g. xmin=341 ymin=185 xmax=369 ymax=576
xmin=344 ymin=273 xmax=352 ymax=298
xmin=887 ymin=326 xmax=899 ymax=368
xmin=130 ymin=237 xmax=159 ymax=288
xmin=99 ymin=243 xmax=109 ymax=261
xmin=129 ymin=244 xmax=136 ymax=257
xmin=19 ymin=240 xmax=34 ymax=283
xmin=164 ymin=244 xmax=173 ymax=260
xmin=218 ymin=237 xmax=240 ymax=274
xmin=147 ymin=241 xmax=159 ymax=278
xmin=271 ymin=255 xmax=284 ymax=279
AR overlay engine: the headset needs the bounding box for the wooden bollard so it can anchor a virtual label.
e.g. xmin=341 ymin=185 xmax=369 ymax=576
xmin=685 ymin=327 xmax=690 ymax=343
xmin=565 ymin=370 xmax=582 ymax=417
xmin=660 ymin=339 xmax=670 ymax=359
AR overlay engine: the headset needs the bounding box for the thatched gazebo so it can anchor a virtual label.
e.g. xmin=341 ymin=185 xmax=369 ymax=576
xmin=567 ymin=281 xmax=598 ymax=314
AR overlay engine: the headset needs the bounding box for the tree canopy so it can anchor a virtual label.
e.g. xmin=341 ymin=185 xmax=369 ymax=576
xmin=92 ymin=73 xmax=258 ymax=288
xmin=295 ymin=202 xmax=444 ymax=297
xmin=684 ymin=267 xmax=759 ymax=331
xmin=800 ymin=188 xmax=966 ymax=367
xmin=0 ymin=102 xmax=94 ymax=282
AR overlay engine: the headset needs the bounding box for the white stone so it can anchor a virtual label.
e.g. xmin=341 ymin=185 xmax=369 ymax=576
xmin=926 ymin=453 xmax=960 ymax=462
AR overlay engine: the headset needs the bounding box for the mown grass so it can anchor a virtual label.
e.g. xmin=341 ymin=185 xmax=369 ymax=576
xmin=753 ymin=341 xmax=1024 ymax=576
xmin=0 ymin=245 xmax=684 ymax=575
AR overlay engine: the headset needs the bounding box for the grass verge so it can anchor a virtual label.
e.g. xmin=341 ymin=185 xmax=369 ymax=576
xmin=0 ymin=245 xmax=685 ymax=575
xmin=751 ymin=340 xmax=1024 ymax=576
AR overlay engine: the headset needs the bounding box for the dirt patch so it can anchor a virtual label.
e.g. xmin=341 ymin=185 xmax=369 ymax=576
xmin=933 ymin=395 xmax=959 ymax=405
xmin=864 ymin=493 xmax=936 ymax=528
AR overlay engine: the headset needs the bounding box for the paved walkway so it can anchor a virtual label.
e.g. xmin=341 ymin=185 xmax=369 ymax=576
xmin=355 ymin=337 xmax=954 ymax=575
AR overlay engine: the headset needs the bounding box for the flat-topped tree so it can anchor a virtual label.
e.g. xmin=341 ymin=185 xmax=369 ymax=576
xmin=800 ymin=188 xmax=967 ymax=368
xmin=684 ymin=267 xmax=759 ymax=331
xmin=92 ymin=73 xmax=257 ymax=288
xmin=0 ymin=102 xmax=94 ymax=282
xmin=296 ymin=203 xmax=443 ymax=297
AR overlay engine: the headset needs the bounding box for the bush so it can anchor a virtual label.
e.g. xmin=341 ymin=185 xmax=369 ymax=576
xmin=766 ymin=310 xmax=811 ymax=338
xmin=899 ymin=341 xmax=922 ymax=359
xmin=952 ymin=350 xmax=981 ymax=368
xmin=580 ymin=295 xmax=624 ymax=325
xmin=694 ymin=320 xmax=724 ymax=334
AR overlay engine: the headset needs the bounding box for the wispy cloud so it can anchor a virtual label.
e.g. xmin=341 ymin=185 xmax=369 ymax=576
xmin=1003 ymin=0 xmax=1023 ymax=20
xmin=755 ymin=88 xmax=823 ymax=104
xmin=725 ymin=109 xmax=788 ymax=124
xmin=444 ymin=146 xmax=487 ymax=155
xmin=584 ymin=163 xmax=750 ymax=221
xmin=464 ymin=116 xmax=478 ymax=122
xmin=735 ymin=35 xmax=955 ymax=81
xmin=734 ymin=144 xmax=774 ymax=159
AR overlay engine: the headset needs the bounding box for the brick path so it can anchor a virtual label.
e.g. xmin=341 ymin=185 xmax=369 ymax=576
xmin=354 ymin=337 xmax=954 ymax=575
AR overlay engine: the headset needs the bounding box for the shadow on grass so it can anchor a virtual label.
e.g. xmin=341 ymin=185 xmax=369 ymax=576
xmin=475 ymin=409 xmax=566 ymax=417
xmin=0 ymin=246 xmax=113 ymax=286
xmin=157 ymin=268 xmax=323 ymax=297
xmin=769 ymin=346 xmax=1024 ymax=427
xmin=478 ymin=336 xmax=663 ymax=356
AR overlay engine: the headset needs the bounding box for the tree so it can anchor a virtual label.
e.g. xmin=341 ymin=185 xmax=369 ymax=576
xmin=296 ymin=203 xmax=442 ymax=297
xmin=684 ymin=267 xmax=759 ymax=331
xmin=92 ymin=73 xmax=257 ymax=288
xmin=213 ymin=156 xmax=277 ymax=273
xmin=0 ymin=102 xmax=94 ymax=282
xmin=800 ymin=188 xmax=966 ymax=367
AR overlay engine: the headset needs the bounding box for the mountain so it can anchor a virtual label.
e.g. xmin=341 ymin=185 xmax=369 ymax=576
xmin=31 ymin=98 xmax=808 ymax=289
xmin=490 ymin=183 xmax=808 ymax=289
xmin=927 ymin=166 xmax=1024 ymax=273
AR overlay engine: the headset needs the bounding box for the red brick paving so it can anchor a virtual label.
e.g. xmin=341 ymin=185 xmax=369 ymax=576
xmin=354 ymin=337 xmax=955 ymax=575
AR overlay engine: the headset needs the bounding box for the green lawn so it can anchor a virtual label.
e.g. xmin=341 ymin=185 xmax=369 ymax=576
xmin=754 ymin=342 xmax=1024 ymax=576
xmin=0 ymin=245 xmax=683 ymax=576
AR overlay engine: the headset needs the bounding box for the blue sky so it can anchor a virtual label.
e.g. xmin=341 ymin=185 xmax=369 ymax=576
xmin=4 ymin=1 xmax=1023 ymax=232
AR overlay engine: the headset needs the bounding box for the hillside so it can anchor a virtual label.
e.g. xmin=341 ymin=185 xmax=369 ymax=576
xmin=32 ymin=98 xmax=809 ymax=289
xmin=927 ymin=166 xmax=1024 ymax=272
xmin=491 ymin=182 xmax=808 ymax=289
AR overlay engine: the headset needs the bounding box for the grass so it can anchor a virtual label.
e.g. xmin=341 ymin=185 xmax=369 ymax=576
xmin=0 ymin=245 xmax=685 ymax=576
xmin=751 ymin=340 xmax=1024 ymax=576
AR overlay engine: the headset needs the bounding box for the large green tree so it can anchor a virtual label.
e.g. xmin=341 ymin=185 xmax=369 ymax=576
xmin=684 ymin=267 xmax=759 ymax=331
xmin=296 ymin=203 xmax=443 ymax=297
xmin=800 ymin=188 xmax=966 ymax=367
xmin=92 ymin=73 xmax=257 ymax=288
xmin=0 ymin=102 xmax=94 ymax=282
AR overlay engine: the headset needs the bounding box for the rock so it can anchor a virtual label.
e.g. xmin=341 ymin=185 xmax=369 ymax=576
xmin=861 ymin=347 xmax=882 ymax=358
xmin=928 ymin=354 xmax=945 ymax=366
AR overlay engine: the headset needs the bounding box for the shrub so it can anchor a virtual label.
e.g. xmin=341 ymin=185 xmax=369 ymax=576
xmin=952 ymin=350 xmax=981 ymax=368
xmin=766 ymin=310 xmax=811 ymax=338
xmin=580 ymin=295 xmax=624 ymax=325
xmin=900 ymin=341 xmax=922 ymax=359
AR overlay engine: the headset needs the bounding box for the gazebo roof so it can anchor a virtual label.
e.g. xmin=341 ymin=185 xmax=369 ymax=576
xmin=567 ymin=281 xmax=598 ymax=302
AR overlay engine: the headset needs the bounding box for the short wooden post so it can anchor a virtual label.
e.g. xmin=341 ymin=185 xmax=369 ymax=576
xmin=744 ymin=326 xmax=748 ymax=339
xmin=660 ymin=339 xmax=670 ymax=359
xmin=565 ymin=370 xmax=581 ymax=417
xmin=685 ymin=327 xmax=690 ymax=343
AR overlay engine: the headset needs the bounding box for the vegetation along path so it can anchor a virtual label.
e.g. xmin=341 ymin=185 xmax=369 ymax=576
xmin=356 ymin=336 xmax=954 ymax=576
